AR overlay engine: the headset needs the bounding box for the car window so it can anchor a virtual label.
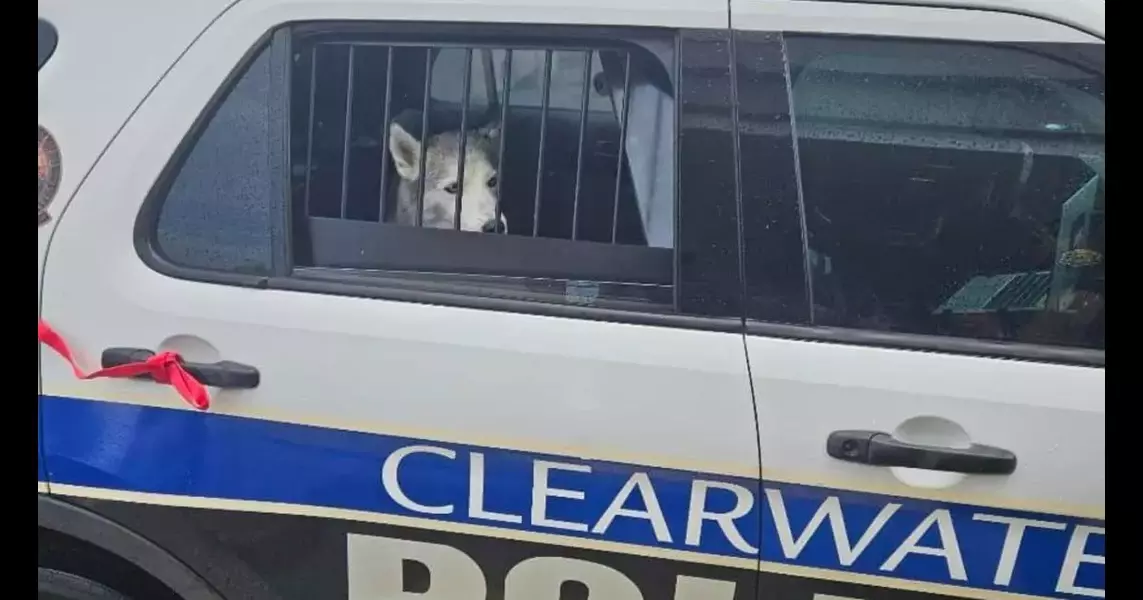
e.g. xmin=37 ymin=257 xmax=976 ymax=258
xmin=753 ymin=34 xmax=1104 ymax=351
xmin=153 ymin=45 xmax=279 ymax=276
xmin=146 ymin=24 xmax=688 ymax=314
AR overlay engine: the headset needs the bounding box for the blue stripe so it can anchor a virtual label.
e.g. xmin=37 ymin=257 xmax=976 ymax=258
xmin=40 ymin=395 xmax=1103 ymax=599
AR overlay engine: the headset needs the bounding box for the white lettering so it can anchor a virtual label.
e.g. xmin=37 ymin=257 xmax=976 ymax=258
xmin=531 ymin=460 xmax=592 ymax=532
xmin=346 ymin=534 xmax=485 ymax=599
xmin=381 ymin=445 xmax=457 ymax=515
xmin=1056 ymin=525 xmax=1105 ymax=598
xmin=674 ymin=575 xmax=736 ymax=600
xmin=504 ymin=556 xmax=643 ymax=600
xmin=766 ymin=489 xmax=899 ymax=565
xmin=468 ymin=452 xmax=523 ymax=524
xmin=880 ymin=509 xmax=967 ymax=581
xmin=592 ymin=472 xmax=673 ymax=542
xmin=973 ymin=514 xmax=1067 ymax=587
xmin=684 ymin=480 xmax=758 ymax=554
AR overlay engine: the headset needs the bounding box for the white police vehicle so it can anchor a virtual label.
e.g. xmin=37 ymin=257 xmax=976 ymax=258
xmin=37 ymin=0 xmax=1104 ymax=598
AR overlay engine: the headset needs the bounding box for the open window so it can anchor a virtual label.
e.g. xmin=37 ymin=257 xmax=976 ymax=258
xmin=288 ymin=23 xmax=677 ymax=310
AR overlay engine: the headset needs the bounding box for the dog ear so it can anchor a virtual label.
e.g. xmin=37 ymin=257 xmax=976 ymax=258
xmin=388 ymin=121 xmax=422 ymax=181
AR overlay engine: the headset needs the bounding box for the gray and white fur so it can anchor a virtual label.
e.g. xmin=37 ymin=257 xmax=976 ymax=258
xmin=388 ymin=119 xmax=507 ymax=234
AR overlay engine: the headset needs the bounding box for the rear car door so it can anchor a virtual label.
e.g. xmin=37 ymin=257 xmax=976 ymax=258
xmin=39 ymin=0 xmax=763 ymax=598
xmin=730 ymin=1 xmax=1104 ymax=598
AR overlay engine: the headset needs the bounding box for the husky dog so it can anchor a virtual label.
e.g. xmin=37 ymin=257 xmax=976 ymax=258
xmin=388 ymin=118 xmax=507 ymax=234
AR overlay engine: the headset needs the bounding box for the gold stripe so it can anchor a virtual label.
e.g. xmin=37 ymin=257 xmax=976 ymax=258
xmin=49 ymin=484 xmax=754 ymax=569
xmin=39 ymin=390 xmax=1103 ymax=519
xmin=49 ymin=484 xmax=1062 ymax=600
xmin=37 ymin=481 xmax=49 ymax=493
xmin=761 ymin=469 xmax=1103 ymax=520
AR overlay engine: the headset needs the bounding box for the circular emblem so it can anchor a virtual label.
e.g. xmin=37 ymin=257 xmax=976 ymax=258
xmin=39 ymin=125 xmax=61 ymax=227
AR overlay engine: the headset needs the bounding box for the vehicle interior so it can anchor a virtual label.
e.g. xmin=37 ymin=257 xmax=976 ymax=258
xmin=785 ymin=36 xmax=1105 ymax=346
xmin=290 ymin=31 xmax=677 ymax=254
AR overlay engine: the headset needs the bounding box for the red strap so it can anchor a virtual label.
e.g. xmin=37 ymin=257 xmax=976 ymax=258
xmin=38 ymin=320 xmax=210 ymax=410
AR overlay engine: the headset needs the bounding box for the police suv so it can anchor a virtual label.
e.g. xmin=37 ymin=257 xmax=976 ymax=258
xmin=37 ymin=0 xmax=1104 ymax=598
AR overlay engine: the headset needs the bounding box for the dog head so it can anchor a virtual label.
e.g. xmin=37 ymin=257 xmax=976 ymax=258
xmin=389 ymin=120 xmax=507 ymax=233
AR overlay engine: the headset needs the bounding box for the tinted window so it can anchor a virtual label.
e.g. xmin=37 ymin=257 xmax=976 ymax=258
xmin=772 ymin=35 xmax=1104 ymax=351
xmin=153 ymin=45 xmax=282 ymax=276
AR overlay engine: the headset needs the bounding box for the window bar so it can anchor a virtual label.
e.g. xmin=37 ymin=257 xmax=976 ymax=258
xmin=453 ymin=48 xmax=474 ymax=231
xmin=611 ymin=52 xmax=632 ymax=244
xmin=482 ymin=49 xmax=499 ymax=110
xmin=339 ymin=45 xmax=357 ymax=219
xmin=494 ymin=50 xmax=513 ymax=230
xmin=416 ymin=48 xmax=433 ymax=227
xmin=571 ymin=50 xmax=592 ymax=241
xmin=378 ymin=46 xmax=395 ymax=223
xmin=532 ymin=49 xmax=553 ymax=238
xmin=303 ymin=46 xmax=319 ymax=217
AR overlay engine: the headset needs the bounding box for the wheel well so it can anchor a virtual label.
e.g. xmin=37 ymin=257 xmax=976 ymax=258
xmin=39 ymin=527 xmax=184 ymax=600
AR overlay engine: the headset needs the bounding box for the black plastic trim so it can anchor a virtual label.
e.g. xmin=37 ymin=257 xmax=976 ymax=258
xmin=827 ymin=429 xmax=1018 ymax=475
xmin=275 ymin=272 xmax=743 ymax=333
xmin=38 ymin=495 xmax=224 ymax=600
xmin=789 ymin=0 xmax=1104 ymax=41
xmin=745 ymin=320 xmax=1105 ymax=367
xmin=101 ymin=347 xmax=261 ymax=389
xmin=307 ymin=217 xmax=673 ymax=284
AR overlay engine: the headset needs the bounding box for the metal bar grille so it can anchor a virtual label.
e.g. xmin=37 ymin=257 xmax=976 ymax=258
xmin=378 ymin=47 xmax=394 ymax=221
xmin=532 ymin=49 xmax=553 ymax=238
xmin=453 ymin=48 xmax=473 ymax=230
xmin=571 ymin=51 xmax=592 ymax=240
xmin=302 ymin=46 xmax=319 ymax=217
xmin=300 ymin=40 xmax=648 ymax=249
xmin=482 ymin=49 xmax=499 ymax=110
xmin=494 ymin=49 xmax=513 ymax=229
xmin=338 ymin=45 xmax=357 ymax=219
xmin=612 ymin=52 xmax=632 ymax=244
xmin=416 ymin=48 xmax=432 ymax=227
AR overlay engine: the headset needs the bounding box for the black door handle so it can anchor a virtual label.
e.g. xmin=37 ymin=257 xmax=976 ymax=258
xmin=827 ymin=430 xmax=1016 ymax=475
xmin=102 ymin=347 xmax=260 ymax=390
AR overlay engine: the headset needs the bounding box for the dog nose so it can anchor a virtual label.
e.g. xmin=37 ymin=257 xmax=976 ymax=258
xmin=481 ymin=219 xmax=506 ymax=234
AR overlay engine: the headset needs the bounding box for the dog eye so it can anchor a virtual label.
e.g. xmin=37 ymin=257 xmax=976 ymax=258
xmin=486 ymin=176 xmax=498 ymax=188
xmin=443 ymin=182 xmax=459 ymax=194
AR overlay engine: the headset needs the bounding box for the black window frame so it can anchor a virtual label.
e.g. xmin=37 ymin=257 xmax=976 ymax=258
xmin=134 ymin=22 xmax=745 ymax=332
xmin=733 ymin=28 xmax=1105 ymax=368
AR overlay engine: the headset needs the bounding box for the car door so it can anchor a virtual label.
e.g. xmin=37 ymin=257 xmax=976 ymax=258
xmin=730 ymin=1 xmax=1105 ymax=599
xmin=38 ymin=0 xmax=763 ymax=598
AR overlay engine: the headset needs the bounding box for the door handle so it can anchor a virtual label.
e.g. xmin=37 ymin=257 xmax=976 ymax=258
xmin=826 ymin=430 xmax=1016 ymax=475
xmin=102 ymin=347 xmax=260 ymax=390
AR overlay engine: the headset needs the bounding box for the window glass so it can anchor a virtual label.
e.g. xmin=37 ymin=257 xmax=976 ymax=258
xmin=154 ymin=45 xmax=279 ymax=275
xmin=289 ymin=30 xmax=677 ymax=311
xmin=143 ymin=26 xmax=736 ymax=318
xmin=782 ymin=35 xmax=1104 ymax=350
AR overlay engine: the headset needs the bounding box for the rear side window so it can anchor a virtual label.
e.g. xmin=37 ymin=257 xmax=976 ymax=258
xmin=38 ymin=19 xmax=58 ymax=70
xmin=141 ymin=23 xmax=741 ymax=320
xmin=289 ymin=26 xmax=676 ymax=311
xmin=742 ymin=33 xmax=1104 ymax=353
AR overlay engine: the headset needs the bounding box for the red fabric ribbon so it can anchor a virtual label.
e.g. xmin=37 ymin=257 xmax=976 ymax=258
xmin=38 ymin=320 xmax=210 ymax=410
